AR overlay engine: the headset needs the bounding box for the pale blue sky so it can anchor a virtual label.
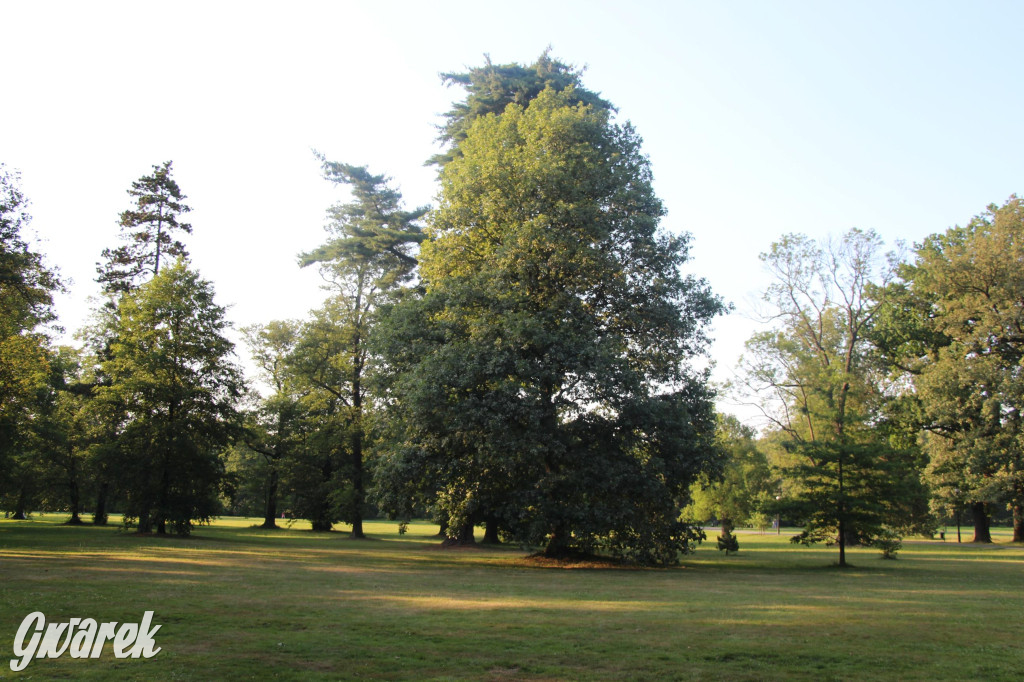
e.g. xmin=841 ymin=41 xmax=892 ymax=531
xmin=3 ymin=1 xmax=1022 ymax=421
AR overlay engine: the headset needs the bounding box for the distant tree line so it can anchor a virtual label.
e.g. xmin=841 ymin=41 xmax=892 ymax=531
xmin=2 ymin=53 xmax=1021 ymax=565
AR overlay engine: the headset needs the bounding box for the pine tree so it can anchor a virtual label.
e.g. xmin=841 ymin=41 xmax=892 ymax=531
xmin=97 ymin=161 xmax=192 ymax=295
xmin=295 ymin=158 xmax=426 ymax=537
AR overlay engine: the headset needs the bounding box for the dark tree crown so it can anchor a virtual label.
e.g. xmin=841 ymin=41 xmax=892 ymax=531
xmin=97 ymin=160 xmax=193 ymax=295
xmin=430 ymin=49 xmax=615 ymax=168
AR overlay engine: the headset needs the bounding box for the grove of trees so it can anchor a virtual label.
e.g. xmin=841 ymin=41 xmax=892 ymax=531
xmin=2 ymin=54 xmax=1022 ymax=564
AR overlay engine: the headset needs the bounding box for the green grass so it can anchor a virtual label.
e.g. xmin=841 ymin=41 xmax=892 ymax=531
xmin=1 ymin=517 xmax=1022 ymax=680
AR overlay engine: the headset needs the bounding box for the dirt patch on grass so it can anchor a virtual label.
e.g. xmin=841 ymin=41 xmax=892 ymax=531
xmin=424 ymin=542 xmax=488 ymax=551
xmin=516 ymin=553 xmax=647 ymax=570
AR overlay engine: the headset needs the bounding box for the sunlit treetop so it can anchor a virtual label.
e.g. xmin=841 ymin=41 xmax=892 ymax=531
xmin=430 ymin=49 xmax=615 ymax=168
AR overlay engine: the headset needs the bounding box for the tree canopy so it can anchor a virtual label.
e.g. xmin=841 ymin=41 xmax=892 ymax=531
xmin=0 ymin=166 xmax=63 ymax=509
xmin=375 ymin=85 xmax=725 ymax=565
xmin=98 ymin=260 xmax=243 ymax=534
xmin=895 ymin=196 xmax=1024 ymax=542
xmin=97 ymin=161 xmax=192 ymax=295
xmin=430 ymin=49 xmax=614 ymax=168
xmin=737 ymin=228 xmax=930 ymax=563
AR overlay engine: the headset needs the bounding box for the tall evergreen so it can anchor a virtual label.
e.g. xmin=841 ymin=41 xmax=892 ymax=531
xmin=295 ymin=158 xmax=426 ymax=537
xmin=430 ymin=49 xmax=614 ymax=168
xmin=97 ymin=161 xmax=192 ymax=295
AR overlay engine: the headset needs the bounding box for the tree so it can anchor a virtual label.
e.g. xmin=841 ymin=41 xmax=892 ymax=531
xmin=430 ymin=49 xmax=614 ymax=167
xmin=99 ymin=260 xmax=243 ymax=535
xmin=241 ymin=320 xmax=303 ymax=529
xmin=375 ymin=85 xmax=725 ymax=565
xmin=685 ymin=415 xmax=775 ymax=531
xmin=264 ymin=309 xmax=349 ymax=533
xmin=737 ymin=228 xmax=926 ymax=565
xmin=0 ymin=165 xmax=62 ymax=513
xmin=897 ymin=196 xmax=1024 ymax=542
xmin=296 ymin=159 xmax=426 ymax=538
xmin=85 ymin=161 xmax=195 ymax=523
xmin=30 ymin=346 xmax=97 ymax=524
xmin=97 ymin=161 xmax=192 ymax=295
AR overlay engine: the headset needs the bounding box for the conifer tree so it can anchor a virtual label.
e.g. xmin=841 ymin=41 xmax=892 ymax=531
xmin=296 ymin=158 xmax=426 ymax=537
xmin=97 ymin=161 xmax=192 ymax=295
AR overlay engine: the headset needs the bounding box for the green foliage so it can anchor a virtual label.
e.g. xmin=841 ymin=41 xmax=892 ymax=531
xmin=21 ymin=346 xmax=98 ymax=523
xmin=896 ymin=197 xmax=1024 ymax=541
xmin=784 ymin=441 xmax=914 ymax=553
xmin=738 ymin=228 xmax=925 ymax=563
xmin=717 ymin=530 xmax=739 ymax=555
xmin=685 ymin=415 xmax=775 ymax=529
xmin=239 ymin=320 xmax=305 ymax=526
xmin=98 ymin=260 xmax=243 ymax=535
xmin=97 ymin=161 xmax=192 ymax=295
xmin=0 ymin=165 xmax=63 ymax=510
xmin=375 ymin=84 xmax=725 ymax=564
xmin=430 ymin=49 xmax=614 ymax=167
xmin=873 ymin=528 xmax=902 ymax=559
xmin=300 ymin=158 xmax=426 ymax=280
xmin=290 ymin=159 xmax=427 ymax=536
xmin=0 ymin=165 xmax=61 ymax=335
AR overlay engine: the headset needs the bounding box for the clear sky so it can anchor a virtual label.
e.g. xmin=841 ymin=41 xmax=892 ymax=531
xmin=3 ymin=1 xmax=1022 ymax=421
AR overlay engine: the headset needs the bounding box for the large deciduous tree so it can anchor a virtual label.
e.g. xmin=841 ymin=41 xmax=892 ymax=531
xmin=241 ymin=320 xmax=303 ymax=529
xmin=737 ymin=229 xmax=928 ymax=565
xmin=0 ymin=165 xmax=63 ymax=515
xmin=898 ymin=196 xmax=1024 ymax=542
xmin=685 ymin=416 xmax=775 ymax=532
xmin=375 ymin=85 xmax=725 ymax=565
xmin=99 ymin=260 xmax=243 ymax=535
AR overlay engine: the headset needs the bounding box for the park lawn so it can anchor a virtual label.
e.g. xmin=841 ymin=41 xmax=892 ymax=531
xmin=0 ymin=517 xmax=1021 ymax=680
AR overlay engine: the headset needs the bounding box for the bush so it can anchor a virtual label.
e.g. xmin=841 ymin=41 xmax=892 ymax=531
xmin=717 ymin=531 xmax=739 ymax=555
xmin=874 ymin=530 xmax=902 ymax=559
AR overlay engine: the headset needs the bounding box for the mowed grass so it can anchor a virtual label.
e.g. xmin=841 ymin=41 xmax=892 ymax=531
xmin=1 ymin=517 xmax=1022 ymax=681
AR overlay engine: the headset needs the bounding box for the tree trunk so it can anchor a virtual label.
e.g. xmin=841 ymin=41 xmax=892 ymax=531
xmin=544 ymin=527 xmax=574 ymax=559
xmin=349 ymin=361 xmax=366 ymax=539
xmin=93 ymin=482 xmax=109 ymax=525
xmin=482 ymin=517 xmax=501 ymax=544
xmin=12 ymin=486 xmax=29 ymax=520
xmin=1012 ymin=502 xmax=1023 ymax=543
xmin=971 ymin=501 xmax=992 ymax=543
xmin=837 ymin=518 xmax=847 ymax=567
xmin=441 ymin=521 xmax=475 ymax=547
xmin=349 ymin=439 xmax=365 ymax=539
xmin=434 ymin=516 xmax=449 ymax=539
xmin=260 ymin=467 xmax=279 ymax=529
xmin=837 ymin=449 xmax=847 ymax=566
xmin=66 ymin=455 xmax=83 ymax=525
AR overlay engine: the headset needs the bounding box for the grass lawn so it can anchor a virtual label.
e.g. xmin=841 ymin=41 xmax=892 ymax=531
xmin=1 ymin=516 xmax=1022 ymax=680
